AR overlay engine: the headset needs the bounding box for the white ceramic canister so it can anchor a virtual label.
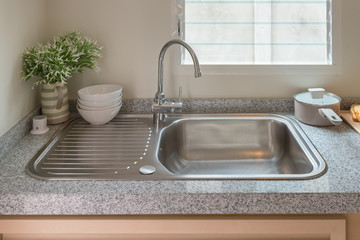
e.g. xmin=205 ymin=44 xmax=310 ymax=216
xmin=30 ymin=115 xmax=49 ymax=134
xmin=293 ymin=88 xmax=343 ymax=126
xmin=41 ymin=83 xmax=70 ymax=124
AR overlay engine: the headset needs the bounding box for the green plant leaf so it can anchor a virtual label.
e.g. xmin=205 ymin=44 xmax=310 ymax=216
xmin=21 ymin=31 xmax=103 ymax=87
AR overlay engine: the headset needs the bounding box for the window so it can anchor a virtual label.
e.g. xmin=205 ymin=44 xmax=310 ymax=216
xmin=178 ymin=0 xmax=337 ymax=68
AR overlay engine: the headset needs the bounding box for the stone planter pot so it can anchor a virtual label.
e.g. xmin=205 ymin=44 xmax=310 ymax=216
xmin=40 ymin=83 xmax=70 ymax=124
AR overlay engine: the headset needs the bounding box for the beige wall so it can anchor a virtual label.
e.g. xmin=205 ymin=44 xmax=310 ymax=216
xmin=0 ymin=0 xmax=46 ymax=136
xmin=46 ymin=0 xmax=360 ymax=100
xmin=46 ymin=0 xmax=172 ymax=100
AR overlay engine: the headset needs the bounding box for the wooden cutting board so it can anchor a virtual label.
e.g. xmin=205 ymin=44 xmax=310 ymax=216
xmin=341 ymin=110 xmax=360 ymax=134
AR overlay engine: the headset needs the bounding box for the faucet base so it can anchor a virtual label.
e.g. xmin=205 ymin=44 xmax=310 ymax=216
xmin=153 ymin=112 xmax=166 ymax=124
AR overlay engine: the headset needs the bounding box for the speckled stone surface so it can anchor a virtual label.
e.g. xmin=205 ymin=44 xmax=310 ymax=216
xmin=1 ymin=98 xmax=360 ymax=215
xmin=0 ymin=107 xmax=40 ymax=159
xmin=69 ymin=97 xmax=360 ymax=113
xmin=70 ymin=98 xmax=295 ymax=114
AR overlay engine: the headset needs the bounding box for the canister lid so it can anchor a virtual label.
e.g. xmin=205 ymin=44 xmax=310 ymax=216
xmin=294 ymin=88 xmax=341 ymax=106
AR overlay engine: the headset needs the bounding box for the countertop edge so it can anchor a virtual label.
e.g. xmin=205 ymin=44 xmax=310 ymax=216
xmin=0 ymin=192 xmax=359 ymax=215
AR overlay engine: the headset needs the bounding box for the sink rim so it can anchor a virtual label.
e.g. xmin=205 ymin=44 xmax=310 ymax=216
xmin=156 ymin=113 xmax=328 ymax=180
xmin=26 ymin=113 xmax=328 ymax=181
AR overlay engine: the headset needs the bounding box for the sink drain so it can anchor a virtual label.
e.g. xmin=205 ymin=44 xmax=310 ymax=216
xmin=139 ymin=165 xmax=156 ymax=175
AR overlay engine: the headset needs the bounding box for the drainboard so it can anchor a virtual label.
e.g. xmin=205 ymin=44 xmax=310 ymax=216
xmin=27 ymin=115 xmax=154 ymax=180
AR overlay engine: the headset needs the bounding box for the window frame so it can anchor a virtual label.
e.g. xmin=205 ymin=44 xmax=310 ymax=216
xmin=171 ymin=0 xmax=342 ymax=75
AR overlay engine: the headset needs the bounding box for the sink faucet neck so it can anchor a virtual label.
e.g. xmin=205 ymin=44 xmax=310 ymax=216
xmin=153 ymin=39 xmax=201 ymax=123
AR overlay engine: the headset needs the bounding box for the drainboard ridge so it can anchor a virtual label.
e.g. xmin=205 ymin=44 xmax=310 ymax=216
xmin=28 ymin=117 xmax=153 ymax=179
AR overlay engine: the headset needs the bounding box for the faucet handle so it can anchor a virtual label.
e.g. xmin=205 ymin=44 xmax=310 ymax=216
xmin=173 ymin=86 xmax=183 ymax=113
xmin=178 ymin=86 xmax=182 ymax=103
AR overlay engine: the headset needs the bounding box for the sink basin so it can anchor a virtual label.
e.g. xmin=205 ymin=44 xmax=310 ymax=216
xmin=157 ymin=115 xmax=326 ymax=179
xmin=26 ymin=113 xmax=327 ymax=180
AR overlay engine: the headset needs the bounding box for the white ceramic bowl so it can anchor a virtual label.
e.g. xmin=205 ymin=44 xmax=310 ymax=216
xmin=77 ymin=95 xmax=122 ymax=108
xmin=78 ymin=101 xmax=122 ymax=111
xmin=77 ymin=84 xmax=122 ymax=102
xmin=77 ymin=105 xmax=121 ymax=125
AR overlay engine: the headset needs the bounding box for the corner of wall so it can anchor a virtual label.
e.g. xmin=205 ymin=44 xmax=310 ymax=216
xmin=0 ymin=0 xmax=48 ymax=137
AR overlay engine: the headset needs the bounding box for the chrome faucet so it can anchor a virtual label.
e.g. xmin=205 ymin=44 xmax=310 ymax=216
xmin=152 ymin=39 xmax=201 ymax=124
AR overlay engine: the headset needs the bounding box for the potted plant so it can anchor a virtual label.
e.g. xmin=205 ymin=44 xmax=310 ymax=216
xmin=22 ymin=31 xmax=103 ymax=124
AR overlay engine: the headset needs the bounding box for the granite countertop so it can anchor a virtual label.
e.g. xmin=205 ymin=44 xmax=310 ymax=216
xmin=1 ymin=99 xmax=360 ymax=215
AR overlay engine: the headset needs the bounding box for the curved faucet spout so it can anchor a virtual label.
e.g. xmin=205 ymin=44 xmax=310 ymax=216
xmin=155 ymin=39 xmax=201 ymax=105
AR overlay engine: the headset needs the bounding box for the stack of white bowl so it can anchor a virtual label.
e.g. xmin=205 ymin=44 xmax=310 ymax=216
xmin=77 ymin=84 xmax=122 ymax=125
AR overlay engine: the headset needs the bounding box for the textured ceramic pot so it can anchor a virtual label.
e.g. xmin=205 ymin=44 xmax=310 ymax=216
xmin=40 ymin=83 xmax=70 ymax=124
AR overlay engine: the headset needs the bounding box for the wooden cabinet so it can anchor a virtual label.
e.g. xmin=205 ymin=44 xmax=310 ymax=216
xmin=0 ymin=215 xmax=346 ymax=240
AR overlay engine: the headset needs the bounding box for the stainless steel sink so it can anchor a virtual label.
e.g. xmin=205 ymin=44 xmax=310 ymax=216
xmin=26 ymin=113 xmax=327 ymax=180
xmin=157 ymin=115 xmax=326 ymax=179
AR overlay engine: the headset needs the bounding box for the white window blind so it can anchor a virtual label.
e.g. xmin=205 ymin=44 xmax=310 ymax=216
xmin=181 ymin=0 xmax=332 ymax=65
